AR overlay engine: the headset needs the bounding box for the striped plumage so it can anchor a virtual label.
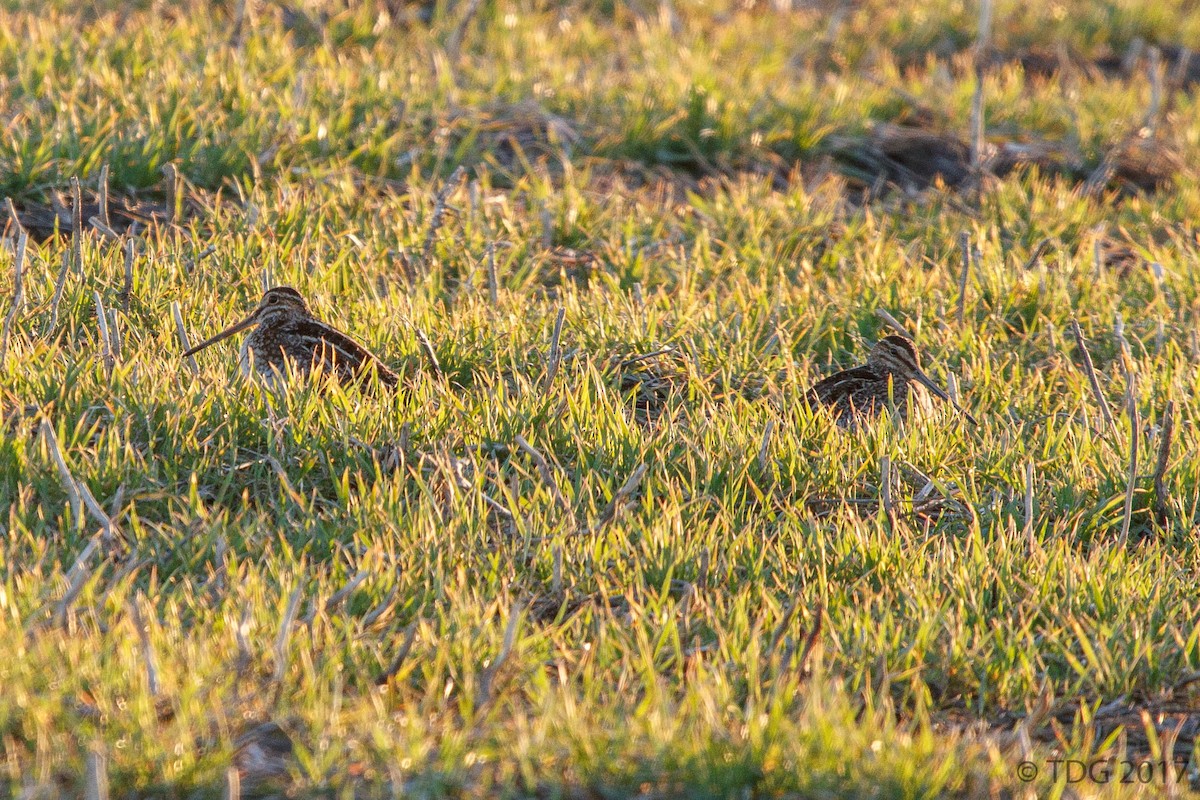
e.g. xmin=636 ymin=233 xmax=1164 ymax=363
xmin=183 ymin=287 xmax=399 ymax=390
xmin=805 ymin=335 xmax=975 ymax=427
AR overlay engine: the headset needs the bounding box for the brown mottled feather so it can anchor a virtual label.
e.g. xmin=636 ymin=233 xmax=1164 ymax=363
xmin=805 ymin=335 xmax=962 ymax=427
xmin=805 ymin=365 xmax=909 ymax=424
xmin=183 ymin=286 xmax=399 ymax=391
xmin=269 ymin=318 xmax=399 ymax=388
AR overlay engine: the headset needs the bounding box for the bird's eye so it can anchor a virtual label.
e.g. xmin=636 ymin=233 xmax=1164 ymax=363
xmin=268 ymin=294 xmax=279 ymax=305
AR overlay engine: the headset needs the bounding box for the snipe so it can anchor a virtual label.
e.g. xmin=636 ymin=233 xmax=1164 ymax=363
xmin=183 ymin=287 xmax=399 ymax=390
xmin=805 ymin=335 xmax=976 ymax=427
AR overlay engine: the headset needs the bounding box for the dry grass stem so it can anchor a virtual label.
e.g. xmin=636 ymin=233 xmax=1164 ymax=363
xmin=360 ymin=584 xmax=399 ymax=629
xmin=41 ymin=419 xmax=84 ymax=524
xmin=48 ymin=249 xmax=71 ymax=333
xmin=129 ymin=595 xmax=162 ymax=697
xmin=757 ymin=419 xmax=775 ymax=473
xmin=89 ymin=216 xmax=120 ymax=239
xmin=98 ymin=164 xmax=110 ymax=228
xmin=374 ymin=620 xmax=419 ymax=686
xmin=1118 ymin=372 xmax=1138 ymax=547
xmin=1152 ymin=400 xmax=1176 ymax=524
xmin=874 ymin=308 xmax=912 ymax=338
xmin=71 ymin=177 xmax=83 ymax=275
xmin=542 ymin=307 xmax=566 ymax=391
xmin=1020 ymin=238 xmax=1052 ymax=271
xmin=0 ymin=228 xmax=27 ymax=367
xmin=414 ymin=327 xmax=442 ymax=381
xmin=420 ymin=165 xmax=466 ymax=271
xmin=956 ymin=231 xmax=971 ymax=324
xmin=486 ymin=241 xmax=499 ymax=305
xmin=446 ymin=0 xmax=486 ymax=64
xmin=515 ymin=435 xmax=571 ymax=514
xmin=120 ymin=239 xmax=135 ymax=312
xmin=85 ymin=748 xmax=109 ymax=800
xmin=172 ymin=301 xmax=200 ymax=375
xmin=879 ymin=456 xmax=894 ymax=523
xmin=185 ymin=244 xmax=217 ymax=275
xmin=272 ymin=587 xmax=303 ymax=687
xmin=94 ymin=291 xmax=113 ymax=374
xmin=580 ymin=463 xmax=648 ymax=536
xmin=1024 ymin=460 xmax=1035 ymax=549
xmin=476 ymin=601 xmax=523 ymax=710
xmin=1068 ymin=319 xmax=1115 ymax=430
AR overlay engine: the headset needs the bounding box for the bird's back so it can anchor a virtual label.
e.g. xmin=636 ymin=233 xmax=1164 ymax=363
xmin=244 ymin=317 xmax=399 ymax=390
xmin=805 ymin=365 xmax=906 ymax=424
xmin=286 ymin=318 xmax=400 ymax=389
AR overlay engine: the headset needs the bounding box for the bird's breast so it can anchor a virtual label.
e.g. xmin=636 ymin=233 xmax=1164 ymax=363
xmin=241 ymin=329 xmax=290 ymax=383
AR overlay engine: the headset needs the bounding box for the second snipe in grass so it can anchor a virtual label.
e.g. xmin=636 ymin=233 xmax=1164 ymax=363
xmin=805 ymin=335 xmax=976 ymax=427
xmin=183 ymin=287 xmax=399 ymax=390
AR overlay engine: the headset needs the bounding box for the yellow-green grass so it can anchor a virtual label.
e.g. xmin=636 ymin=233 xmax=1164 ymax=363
xmin=3 ymin=0 xmax=1200 ymax=797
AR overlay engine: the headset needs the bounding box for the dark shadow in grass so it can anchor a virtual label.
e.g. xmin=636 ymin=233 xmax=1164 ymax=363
xmin=827 ymin=121 xmax=1179 ymax=199
xmin=828 ymin=123 xmax=1076 ymax=195
xmin=449 ymin=100 xmax=582 ymax=182
xmin=5 ymin=183 xmax=201 ymax=242
xmin=602 ymin=345 xmax=695 ymax=429
xmin=911 ymin=40 xmax=1200 ymax=91
xmin=982 ymin=41 xmax=1200 ymax=90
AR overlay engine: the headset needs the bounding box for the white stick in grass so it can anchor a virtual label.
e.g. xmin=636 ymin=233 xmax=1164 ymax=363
xmin=0 ymin=228 xmax=27 ymax=367
xmin=172 ymin=301 xmax=199 ymax=375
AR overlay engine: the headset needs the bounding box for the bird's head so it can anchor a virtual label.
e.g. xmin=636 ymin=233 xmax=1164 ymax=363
xmin=867 ymin=335 xmax=978 ymax=426
xmin=182 ymin=286 xmax=310 ymax=357
xmin=251 ymin=287 xmax=310 ymax=327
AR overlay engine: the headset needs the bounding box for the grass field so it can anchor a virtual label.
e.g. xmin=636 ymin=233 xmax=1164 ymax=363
xmin=3 ymin=0 xmax=1200 ymax=796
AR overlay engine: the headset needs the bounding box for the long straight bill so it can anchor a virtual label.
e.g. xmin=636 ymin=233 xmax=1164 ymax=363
xmin=912 ymin=370 xmax=979 ymax=427
xmin=182 ymin=314 xmax=258 ymax=357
